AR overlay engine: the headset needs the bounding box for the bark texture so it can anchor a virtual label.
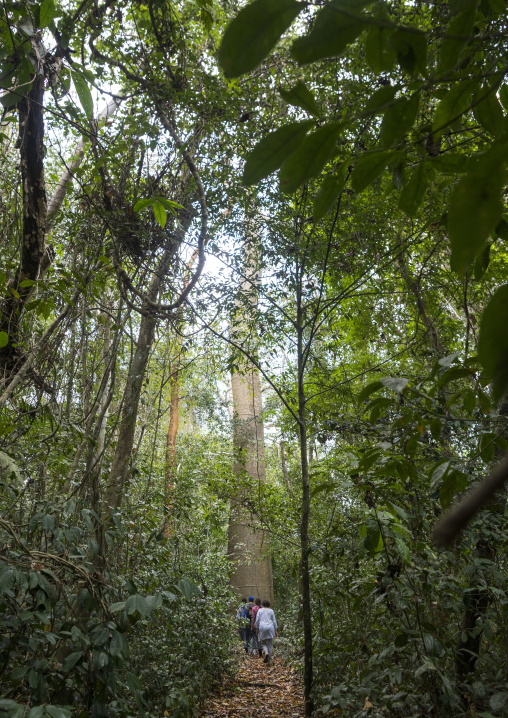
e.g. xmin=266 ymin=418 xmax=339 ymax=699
xmin=228 ymin=228 xmax=274 ymax=604
xmin=229 ymin=367 xmax=274 ymax=604
xmin=0 ymin=76 xmax=47 ymax=353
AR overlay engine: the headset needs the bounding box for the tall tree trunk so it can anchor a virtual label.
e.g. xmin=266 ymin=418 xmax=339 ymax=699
xmin=104 ymin=268 xmax=166 ymax=513
xmin=104 ymin=211 xmax=194 ymax=513
xmin=297 ymin=285 xmax=314 ymax=718
xmin=0 ymin=76 xmax=46 ymax=359
xmin=228 ymin=226 xmax=273 ymax=604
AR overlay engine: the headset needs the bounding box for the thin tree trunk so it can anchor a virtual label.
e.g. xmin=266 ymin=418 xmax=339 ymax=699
xmin=0 ymin=75 xmax=47 ymax=357
xmin=280 ymin=440 xmax=291 ymax=493
xmin=104 ymin=214 xmax=194 ymax=513
xmin=164 ymin=360 xmax=180 ymax=538
xmin=297 ymin=291 xmax=314 ymax=718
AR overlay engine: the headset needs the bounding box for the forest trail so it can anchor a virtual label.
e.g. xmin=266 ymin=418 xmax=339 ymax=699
xmin=198 ymin=653 xmax=305 ymax=718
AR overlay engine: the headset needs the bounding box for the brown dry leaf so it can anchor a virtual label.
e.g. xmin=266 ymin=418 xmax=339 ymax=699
xmin=363 ymin=697 xmax=374 ymax=711
xmin=198 ymin=652 xmax=305 ymax=718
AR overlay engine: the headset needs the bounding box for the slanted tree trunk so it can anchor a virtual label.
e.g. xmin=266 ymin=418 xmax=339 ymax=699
xmin=455 ymin=395 xmax=508 ymax=682
xmin=228 ymin=225 xmax=273 ymax=604
xmin=104 ymin=254 xmax=171 ymax=513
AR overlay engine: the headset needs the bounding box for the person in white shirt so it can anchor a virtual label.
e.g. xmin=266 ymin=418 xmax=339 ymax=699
xmin=254 ymin=599 xmax=278 ymax=664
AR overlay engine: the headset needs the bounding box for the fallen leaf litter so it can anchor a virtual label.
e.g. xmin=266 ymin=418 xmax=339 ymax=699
xmin=198 ymin=652 xmax=305 ymax=717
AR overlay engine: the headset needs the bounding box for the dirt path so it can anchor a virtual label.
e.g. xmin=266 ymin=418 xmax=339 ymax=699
xmin=198 ymin=652 xmax=305 ymax=718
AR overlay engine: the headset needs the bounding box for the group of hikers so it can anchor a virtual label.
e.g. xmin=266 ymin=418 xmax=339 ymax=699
xmin=236 ymin=597 xmax=278 ymax=664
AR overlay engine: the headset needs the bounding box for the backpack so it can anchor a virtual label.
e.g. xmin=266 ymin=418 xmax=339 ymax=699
xmin=236 ymin=602 xmax=249 ymax=625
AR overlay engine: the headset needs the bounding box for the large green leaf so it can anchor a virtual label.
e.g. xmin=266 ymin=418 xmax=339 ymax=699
xmin=365 ymin=13 xmax=396 ymax=72
xmin=280 ymin=80 xmax=320 ymax=118
xmin=437 ymin=4 xmax=477 ymax=74
xmin=279 ymin=121 xmax=343 ymax=194
xmin=218 ymin=0 xmax=303 ymax=78
xmin=363 ymin=84 xmax=397 ymax=116
xmin=72 ymin=70 xmax=93 ymax=119
xmin=153 ymin=201 xmax=167 ymax=228
xmin=242 ymin=120 xmax=314 ymax=186
xmin=399 ymin=162 xmax=430 ymax=216
xmin=390 ymin=26 xmax=427 ymax=76
xmin=313 ymin=163 xmax=348 ymax=221
xmin=432 ymin=79 xmax=478 ymax=139
xmin=351 ymin=149 xmax=394 ymax=194
xmin=291 ymin=0 xmax=375 ymax=64
xmin=38 ymin=0 xmax=56 ymax=28
xmin=478 ymin=284 xmax=508 ymax=400
xmin=473 ymin=82 xmax=505 ymax=138
xmin=380 ymin=92 xmax=420 ymax=146
xmin=448 ymin=149 xmax=506 ymax=274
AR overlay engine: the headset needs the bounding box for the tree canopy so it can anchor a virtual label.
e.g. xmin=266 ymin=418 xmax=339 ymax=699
xmin=1 ymin=0 xmax=508 ymax=716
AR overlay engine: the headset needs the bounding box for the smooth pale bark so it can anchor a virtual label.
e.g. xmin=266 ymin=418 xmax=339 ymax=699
xmin=229 ymin=367 xmax=274 ymax=604
xmin=228 ymin=231 xmax=274 ymax=604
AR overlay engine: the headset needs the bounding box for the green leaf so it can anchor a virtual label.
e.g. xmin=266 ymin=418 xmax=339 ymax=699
xmin=109 ymin=601 xmax=125 ymax=612
xmin=380 ymin=377 xmax=409 ymax=393
xmin=218 ymin=0 xmax=304 ymax=78
xmin=394 ymin=633 xmax=408 ymax=648
xmin=153 ymin=201 xmax=167 ymax=228
xmin=0 ymin=701 xmax=25 ymax=718
xmin=38 ymin=0 xmax=56 ymax=28
xmin=177 ymin=577 xmax=202 ymax=599
xmin=473 ymin=82 xmax=505 ymax=137
xmin=351 ymin=150 xmax=394 ymax=194
xmin=365 ymin=14 xmax=396 ymax=72
xmin=110 ymin=631 xmax=123 ymax=656
xmin=46 ymin=707 xmax=72 ymax=718
xmin=242 ymin=120 xmax=314 ymax=186
xmin=380 ymin=92 xmax=420 ymax=147
xmin=62 ymin=651 xmax=83 ymax=672
xmin=72 ymin=71 xmax=93 ymax=119
xmin=473 ymin=242 xmax=491 ymax=281
xmin=490 ymin=693 xmax=508 ymax=712
xmin=399 ymin=162 xmax=429 ymax=216
xmin=280 ymin=80 xmax=320 ymax=118
xmin=357 ymin=380 xmax=383 ymax=403
xmin=499 ymin=84 xmax=508 ymax=111
xmin=363 ymin=84 xmax=397 ymax=116
xmin=313 ymin=164 xmax=348 ymax=221
xmin=0 ymin=331 xmax=8 ymax=348
xmin=439 ymin=469 xmax=467 ymax=508
xmin=430 ymin=153 xmax=467 ymax=174
xmin=394 ymin=535 xmax=411 ymax=564
xmin=437 ymin=4 xmax=477 ymax=74
xmin=125 ymin=594 xmax=149 ymax=617
xmin=291 ymin=0 xmax=375 ymax=64
xmin=279 ymin=121 xmax=343 ymax=194
xmin=478 ymin=284 xmax=508 ymax=400
xmin=449 ymin=149 xmax=506 ymax=274
xmin=433 ymin=79 xmax=478 ymax=139
xmin=495 ymin=216 xmax=508 ymax=241
xmin=133 ymin=198 xmax=154 ymax=212
xmin=390 ymin=26 xmax=427 ymax=76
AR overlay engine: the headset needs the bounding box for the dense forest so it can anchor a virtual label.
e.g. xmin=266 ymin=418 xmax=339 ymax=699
xmin=1 ymin=0 xmax=508 ymax=716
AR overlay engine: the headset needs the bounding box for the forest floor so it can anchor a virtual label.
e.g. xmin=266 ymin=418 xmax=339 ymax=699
xmin=198 ymin=649 xmax=305 ymax=718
